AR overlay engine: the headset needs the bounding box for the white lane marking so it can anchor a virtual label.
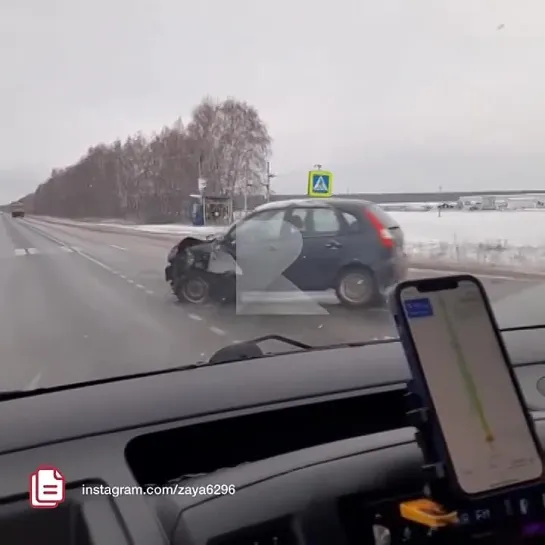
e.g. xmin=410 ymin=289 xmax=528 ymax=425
xmin=32 ymin=229 xmax=154 ymax=296
xmin=72 ymin=248 xmax=117 ymax=274
xmin=110 ymin=244 xmax=127 ymax=251
xmin=25 ymin=372 xmax=42 ymax=390
xmin=12 ymin=220 xmax=241 ymax=343
xmin=19 ymin=225 xmax=148 ymax=298
xmin=232 ymin=340 xmax=242 ymax=344
xmin=14 ymin=246 xmax=74 ymax=256
xmin=19 ymin=222 xmax=79 ymax=256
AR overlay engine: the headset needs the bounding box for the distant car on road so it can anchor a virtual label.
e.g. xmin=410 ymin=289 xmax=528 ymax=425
xmin=10 ymin=202 xmax=24 ymax=218
xmin=165 ymin=198 xmax=407 ymax=308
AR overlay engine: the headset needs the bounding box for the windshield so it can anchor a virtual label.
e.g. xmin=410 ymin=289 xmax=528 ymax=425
xmin=1 ymin=2 xmax=543 ymax=390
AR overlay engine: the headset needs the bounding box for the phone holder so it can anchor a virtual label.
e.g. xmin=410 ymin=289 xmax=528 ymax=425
xmin=403 ymin=383 xmax=455 ymax=508
xmin=399 ymin=380 xmax=537 ymax=542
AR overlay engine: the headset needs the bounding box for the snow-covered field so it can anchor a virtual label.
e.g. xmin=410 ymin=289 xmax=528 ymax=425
xmin=389 ymin=210 xmax=545 ymax=273
xmin=380 ymin=201 xmax=454 ymax=211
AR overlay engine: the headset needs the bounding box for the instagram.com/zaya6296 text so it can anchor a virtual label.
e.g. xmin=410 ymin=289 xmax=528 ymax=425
xmin=81 ymin=483 xmax=236 ymax=498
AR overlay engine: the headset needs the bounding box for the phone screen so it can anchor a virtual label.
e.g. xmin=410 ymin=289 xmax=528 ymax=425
xmin=399 ymin=279 xmax=543 ymax=495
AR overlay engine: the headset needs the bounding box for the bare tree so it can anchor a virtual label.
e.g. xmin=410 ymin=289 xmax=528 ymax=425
xmin=186 ymin=97 xmax=272 ymax=196
xmin=18 ymin=97 xmax=272 ymax=222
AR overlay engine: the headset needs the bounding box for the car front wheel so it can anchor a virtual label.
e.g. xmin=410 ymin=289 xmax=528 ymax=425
xmin=173 ymin=272 xmax=210 ymax=305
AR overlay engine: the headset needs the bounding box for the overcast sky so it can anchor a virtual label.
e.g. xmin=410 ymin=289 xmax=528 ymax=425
xmin=1 ymin=0 xmax=545 ymax=202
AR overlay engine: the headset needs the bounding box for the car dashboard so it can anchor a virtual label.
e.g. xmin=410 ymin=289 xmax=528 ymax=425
xmin=2 ymin=326 xmax=545 ymax=545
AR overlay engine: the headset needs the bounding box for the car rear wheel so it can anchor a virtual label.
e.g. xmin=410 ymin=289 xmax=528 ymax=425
xmin=335 ymin=267 xmax=378 ymax=308
xmin=173 ymin=273 xmax=210 ymax=305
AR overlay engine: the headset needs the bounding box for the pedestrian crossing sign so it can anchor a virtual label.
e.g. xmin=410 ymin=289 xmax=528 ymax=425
xmin=307 ymin=170 xmax=333 ymax=197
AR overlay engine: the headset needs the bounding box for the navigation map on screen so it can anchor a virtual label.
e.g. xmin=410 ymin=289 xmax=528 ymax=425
xmin=400 ymin=280 xmax=543 ymax=495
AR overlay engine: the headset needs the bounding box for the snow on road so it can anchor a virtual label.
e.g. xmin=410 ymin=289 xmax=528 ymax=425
xmin=124 ymin=223 xmax=222 ymax=236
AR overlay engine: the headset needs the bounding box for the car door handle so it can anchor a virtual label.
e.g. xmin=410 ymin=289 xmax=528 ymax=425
xmin=325 ymin=241 xmax=342 ymax=249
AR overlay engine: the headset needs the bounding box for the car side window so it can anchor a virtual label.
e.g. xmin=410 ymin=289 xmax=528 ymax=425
xmin=230 ymin=209 xmax=285 ymax=241
xmin=341 ymin=211 xmax=361 ymax=233
xmin=286 ymin=208 xmax=310 ymax=233
xmin=309 ymin=208 xmax=341 ymax=235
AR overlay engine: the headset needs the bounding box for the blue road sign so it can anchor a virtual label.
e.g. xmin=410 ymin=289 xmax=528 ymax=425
xmin=307 ymin=170 xmax=333 ymax=197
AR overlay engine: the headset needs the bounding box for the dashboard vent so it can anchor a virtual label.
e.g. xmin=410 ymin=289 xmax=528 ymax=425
xmin=209 ymin=517 xmax=296 ymax=545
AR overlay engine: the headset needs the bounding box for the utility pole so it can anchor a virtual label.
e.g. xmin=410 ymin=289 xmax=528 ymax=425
xmin=265 ymin=161 xmax=276 ymax=202
xmin=197 ymin=154 xmax=206 ymax=195
xmin=243 ymin=183 xmax=249 ymax=215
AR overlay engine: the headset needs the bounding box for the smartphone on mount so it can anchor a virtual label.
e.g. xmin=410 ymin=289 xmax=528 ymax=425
xmin=390 ymin=274 xmax=544 ymax=499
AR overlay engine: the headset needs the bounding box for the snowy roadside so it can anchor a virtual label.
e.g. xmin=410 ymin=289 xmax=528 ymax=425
xmin=25 ymin=216 xmax=221 ymax=242
xmin=389 ymin=210 xmax=545 ymax=275
xmin=118 ymin=223 xmax=222 ymax=236
xmin=407 ymin=241 xmax=545 ymax=277
xmin=27 ymin=211 xmax=545 ymax=277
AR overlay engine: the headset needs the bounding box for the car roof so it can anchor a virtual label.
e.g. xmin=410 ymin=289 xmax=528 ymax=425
xmin=254 ymin=198 xmax=374 ymax=212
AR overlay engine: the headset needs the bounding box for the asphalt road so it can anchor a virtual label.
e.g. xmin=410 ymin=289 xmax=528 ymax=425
xmin=0 ymin=213 xmax=538 ymax=390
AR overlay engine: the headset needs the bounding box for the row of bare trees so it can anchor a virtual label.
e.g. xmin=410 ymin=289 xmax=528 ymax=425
xmin=19 ymin=97 xmax=272 ymax=223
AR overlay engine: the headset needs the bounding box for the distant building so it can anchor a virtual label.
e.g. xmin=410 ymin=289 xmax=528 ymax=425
xmin=505 ymin=197 xmax=539 ymax=210
xmin=457 ymin=195 xmax=492 ymax=210
xmin=458 ymin=193 xmax=545 ymax=211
